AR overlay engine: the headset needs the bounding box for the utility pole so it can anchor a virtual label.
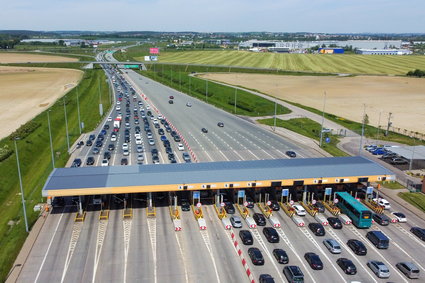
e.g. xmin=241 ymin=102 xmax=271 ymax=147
xmin=63 ymin=98 xmax=70 ymax=152
xmin=234 ymin=88 xmax=237 ymax=114
xmin=273 ymin=97 xmax=277 ymax=131
xmin=47 ymin=110 xmax=55 ymax=169
xmin=76 ymin=85 xmax=81 ymax=134
xmin=385 ymin=112 xmax=392 ymax=136
xmin=377 ymin=110 xmax=382 ymax=140
xmin=319 ymin=91 xmax=327 ymax=147
xmin=359 ymin=104 xmax=366 ymax=155
xmin=14 ymin=138 xmax=29 ymax=233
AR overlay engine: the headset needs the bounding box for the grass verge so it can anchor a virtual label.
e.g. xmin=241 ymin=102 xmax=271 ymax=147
xmin=378 ymin=181 xmax=405 ymax=190
xmin=257 ymin=117 xmax=349 ymax=157
xmin=398 ymin=192 xmax=425 ymax=213
xmin=0 ymin=68 xmax=111 ymax=281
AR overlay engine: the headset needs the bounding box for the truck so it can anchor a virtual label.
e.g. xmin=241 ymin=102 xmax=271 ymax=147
xmin=113 ymin=117 xmax=121 ymax=128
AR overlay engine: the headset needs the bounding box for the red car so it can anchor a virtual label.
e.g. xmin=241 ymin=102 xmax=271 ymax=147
xmin=169 ymin=95 xmax=174 ymax=99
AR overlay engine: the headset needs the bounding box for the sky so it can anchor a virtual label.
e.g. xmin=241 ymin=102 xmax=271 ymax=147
xmin=1 ymin=0 xmax=424 ymax=33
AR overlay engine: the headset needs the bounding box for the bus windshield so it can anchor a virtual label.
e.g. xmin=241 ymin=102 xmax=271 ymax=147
xmin=362 ymin=211 xmax=372 ymax=219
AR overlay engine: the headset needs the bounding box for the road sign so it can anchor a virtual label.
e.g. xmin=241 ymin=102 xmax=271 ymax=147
xmin=193 ymin=191 xmax=200 ymax=199
xmin=244 ymin=201 xmax=248 ymax=207
xmin=267 ymin=201 xmax=271 ymax=206
xmin=197 ymin=202 xmax=202 ymax=208
xmin=282 ymin=189 xmax=289 ymax=197
xmin=366 ymin=186 xmax=374 ymax=195
xmin=238 ymin=190 xmax=245 ymax=198
xmin=334 ymin=198 xmax=339 ymax=204
xmin=124 ymin=64 xmax=140 ymax=69
xmin=289 ymin=200 xmax=294 ymax=205
xmin=325 ymin=137 xmax=331 ymax=143
xmin=325 ymin=187 xmax=332 ymax=196
xmin=312 ymin=199 xmax=317 ymax=205
xmin=220 ymin=202 xmax=225 ymax=207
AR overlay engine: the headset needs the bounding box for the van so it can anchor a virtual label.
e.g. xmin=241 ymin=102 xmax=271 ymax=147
xmin=366 ymin=231 xmax=389 ymax=249
xmin=283 ymin=265 xmax=304 ymax=283
xmin=373 ymin=213 xmax=390 ymax=226
xmin=396 ymin=262 xmax=420 ymax=279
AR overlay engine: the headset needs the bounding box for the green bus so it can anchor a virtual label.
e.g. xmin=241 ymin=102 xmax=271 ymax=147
xmin=335 ymin=192 xmax=372 ymax=228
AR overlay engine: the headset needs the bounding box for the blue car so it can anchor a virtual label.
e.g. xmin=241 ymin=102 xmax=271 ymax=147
xmin=372 ymin=148 xmax=386 ymax=155
xmin=160 ymin=135 xmax=168 ymax=141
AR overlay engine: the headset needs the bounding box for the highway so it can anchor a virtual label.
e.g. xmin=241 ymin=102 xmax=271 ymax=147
xmin=15 ymin=51 xmax=425 ymax=283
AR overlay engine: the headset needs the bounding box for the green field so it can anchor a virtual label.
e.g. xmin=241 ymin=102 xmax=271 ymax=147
xmin=398 ymin=192 xmax=425 ymax=213
xmin=139 ymin=50 xmax=425 ymax=75
xmin=0 ymin=68 xmax=111 ymax=281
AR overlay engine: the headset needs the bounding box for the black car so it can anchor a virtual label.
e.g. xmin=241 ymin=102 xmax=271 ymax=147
xmin=89 ymin=134 xmax=96 ymax=140
xmin=259 ymin=274 xmax=274 ymax=283
xmin=217 ymin=122 xmax=224 ymax=127
xmin=269 ymin=200 xmax=280 ymax=211
xmin=86 ymin=140 xmax=93 ymax=146
xmin=304 ymin=252 xmax=323 ymax=270
xmin=246 ymin=197 xmax=255 ymax=208
xmin=168 ymin=100 xmax=174 ymax=104
xmin=313 ymin=201 xmax=325 ymax=213
xmin=337 ymin=258 xmax=357 ymax=275
xmin=165 ymin=147 xmax=173 ymax=154
xmin=411 ymin=227 xmax=425 ymax=241
xmin=308 ymin=223 xmax=325 ymax=236
xmin=181 ymin=200 xmax=190 ymax=211
xmin=239 ymin=230 xmax=254 ymax=245
xmin=124 ymin=136 xmax=130 ymax=143
xmin=86 ymin=156 xmax=95 ymax=166
xmin=92 ymin=147 xmax=100 ymax=154
xmin=173 ymin=135 xmax=181 ymax=142
xmin=103 ymin=124 xmax=110 ymax=130
xmin=224 ymin=202 xmax=235 ymax=214
xmin=158 ymin=128 xmax=165 ymax=135
xmin=71 ymin=158 xmax=82 ymax=167
xmin=328 ymin=217 xmax=343 ymax=229
xmin=273 ymin=249 xmax=289 ymax=264
xmin=201 ymin=128 xmax=208 ymax=133
xmin=253 ymin=213 xmax=266 ymax=226
xmin=108 ymin=144 xmax=115 ymax=151
xmin=347 ymin=239 xmax=367 ymax=255
xmin=104 ymin=151 xmax=111 ymax=160
xmin=286 ymin=151 xmax=297 ymax=158
xmin=95 ymin=140 xmax=103 ymax=147
xmin=151 ymin=148 xmax=158 ymax=155
xmin=248 ymin=248 xmax=264 ymax=265
xmin=121 ymin=158 xmax=128 ymax=165
xmin=263 ymin=227 xmax=279 ymax=243
xmin=168 ymin=153 xmax=175 ymax=161
xmin=373 ymin=213 xmax=390 ymax=226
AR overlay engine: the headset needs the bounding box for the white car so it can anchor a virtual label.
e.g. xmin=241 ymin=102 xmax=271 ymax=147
xmin=110 ymin=135 xmax=117 ymax=142
xmin=391 ymin=212 xmax=407 ymax=223
xmin=123 ymin=149 xmax=129 ymax=156
xmin=148 ymin=139 xmax=155 ymax=146
xmin=116 ymin=106 xmax=121 ymax=111
xmin=293 ymin=204 xmax=306 ymax=216
xmin=101 ymin=159 xmax=109 ymax=166
xmin=135 ymin=138 xmax=142 ymax=145
xmin=107 ymin=116 xmax=112 ymax=122
xmin=373 ymin=198 xmax=391 ymax=210
xmin=147 ymin=132 xmax=153 ymax=139
xmin=122 ymin=143 xmax=129 ymax=150
xmin=137 ymin=154 xmax=144 ymax=164
xmin=158 ymin=115 xmax=163 ymax=120
xmin=178 ymin=143 xmax=184 ymax=151
xmin=117 ymin=100 xmax=121 ymax=105
xmin=146 ymin=105 xmax=150 ymax=110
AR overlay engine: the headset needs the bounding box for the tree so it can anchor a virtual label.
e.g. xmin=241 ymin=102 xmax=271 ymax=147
xmin=58 ymin=40 xmax=64 ymax=46
xmin=363 ymin=114 xmax=369 ymax=125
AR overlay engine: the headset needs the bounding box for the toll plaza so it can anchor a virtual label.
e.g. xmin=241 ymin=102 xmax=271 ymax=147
xmin=42 ymin=156 xmax=394 ymax=224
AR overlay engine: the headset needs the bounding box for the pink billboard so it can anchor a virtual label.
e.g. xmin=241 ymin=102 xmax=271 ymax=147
xmin=150 ymin=48 xmax=159 ymax=54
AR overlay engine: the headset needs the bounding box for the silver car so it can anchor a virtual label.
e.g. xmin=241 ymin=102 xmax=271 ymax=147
xmin=230 ymin=216 xmax=242 ymax=228
xmin=367 ymin=260 xmax=390 ymax=278
xmin=323 ymin=238 xmax=342 ymax=254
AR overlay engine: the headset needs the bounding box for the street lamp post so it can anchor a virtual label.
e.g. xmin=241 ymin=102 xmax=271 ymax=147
xmin=359 ymin=104 xmax=366 ymax=155
xmin=234 ymin=88 xmax=237 ymax=114
xmin=47 ymin=110 xmax=55 ymax=169
xmin=63 ymin=98 xmax=70 ymax=152
xmin=319 ymin=91 xmax=327 ymax=147
xmin=273 ymin=98 xmax=277 ymax=131
xmin=14 ymin=138 xmax=29 ymax=233
xmin=76 ymin=85 xmax=82 ymax=134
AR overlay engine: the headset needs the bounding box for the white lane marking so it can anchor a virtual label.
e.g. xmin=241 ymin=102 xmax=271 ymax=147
xmin=34 ymin=213 xmax=65 ymax=283
xmin=188 ymin=131 xmax=227 ymax=161
xmin=220 ymin=131 xmax=261 ymax=160
xmin=174 ymin=151 xmax=182 ymax=163
xmin=251 ymin=229 xmax=286 ymax=282
xmin=325 ymin=227 xmax=377 ymax=283
xmin=347 ymin=226 xmax=409 ymax=283
xmin=174 ymin=232 xmax=189 ymax=283
xmin=186 ymin=132 xmax=214 ymax=162
xmin=242 ymin=130 xmax=291 ymax=158
xmin=394 ymin=223 xmax=425 ymax=249
xmin=158 ymin=151 xmax=165 ymax=164
xmin=92 ymin=219 xmax=108 ymax=283
xmin=199 ymin=230 xmax=221 ymax=283
xmin=299 ymin=227 xmax=347 ymax=283
xmin=123 ymin=219 xmax=132 ymax=283
xmin=147 ymin=217 xmax=157 ymax=283
xmin=275 ymin=227 xmax=317 ymax=283
xmin=61 ymin=222 xmax=84 ymax=283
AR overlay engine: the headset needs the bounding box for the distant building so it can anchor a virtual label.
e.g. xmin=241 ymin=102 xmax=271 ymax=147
xmin=356 ymin=49 xmax=412 ymax=55
xmin=318 ymin=48 xmax=344 ymax=54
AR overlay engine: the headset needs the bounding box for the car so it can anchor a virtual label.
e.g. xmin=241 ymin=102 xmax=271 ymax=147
xmin=92 ymin=195 xmax=102 ymax=205
xmin=308 ymin=223 xmax=325 ymax=236
xmin=123 ymin=149 xmax=129 ymax=156
xmin=259 ymin=274 xmax=275 ymax=283
xmin=367 ymin=260 xmax=390 ymax=278
xmin=230 ymin=216 xmax=242 ymax=228
xmin=147 ymin=132 xmax=153 ymax=139
xmin=182 ymin=152 xmax=191 ymax=162
xmin=178 ymin=144 xmax=185 ymax=151
xmin=391 ymin=157 xmax=408 ymax=165
xmin=95 ymin=140 xmax=103 ymax=147
xmin=158 ymin=128 xmax=165 ymax=135
xmin=201 ymin=128 xmax=208 ymax=133
xmin=327 ymin=217 xmax=343 ymax=229
xmin=107 ymin=116 xmax=112 ymax=121
xmin=323 ymin=238 xmax=342 ymax=254
xmin=373 ymin=213 xmax=390 ymax=226
xmin=168 ymin=100 xmax=174 ymax=104
xmin=313 ymin=201 xmax=325 ymax=213
xmin=136 ymin=145 xmax=144 ymax=153
xmin=337 ymin=258 xmax=357 ymax=275
xmin=148 ymin=139 xmax=155 ymax=146
xmin=71 ymin=158 xmax=82 ymax=167
xmin=391 ymin=212 xmax=407 ymax=223
xmin=347 ymin=239 xmax=367 ymax=255
xmin=372 ymin=148 xmax=387 ymax=155
xmin=92 ymin=147 xmax=100 ymax=154
xmin=135 ymin=138 xmax=142 ymax=145
xmin=373 ymin=198 xmax=391 ymax=209
xmin=108 ymin=144 xmax=115 ymax=151
xmin=381 ymin=152 xmax=398 ymax=159
xmin=181 ymin=200 xmax=190 ymax=211
xmin=122 ymin=143 xmax=129 ymax=150
xmin=86 ymin=156 xmax=95 ymax=166
xmin=263 ymin=227 xmax=279 ymax=243
xmin=103 ymin=124 xmax=110 ymax=130
xmin=396 ymin=261 xmax=420 ymax=279
xmin=121 ymin=158 xmax=128 ymax=165
xmin=248 ymin=248 xmax=264 ymax=265
xmin=283 ymin=266 xmax=304 ymax=283
xmin=186 ymin=102 xmax=192 ymax=107
xmin=103 ymin=151 xmax=111 ymax=160
xmin=169 ymin=95 xmax=174 ymax=99
xmin=253 ymin=213 xmax=266 ymax=226
xmin=410 ymin=227 xmax=425 ymax=241
xmin=269 ymin=200 xmax=280 ymax=211
xmin=137 ymin=154 xmax=144 ymax=164
xmin=293 ymin=204 xmax=306 ymax=216
xmin=224 ymin=202 xmax=235 ymax=214
xmin=173 ymin=135 xmax=181 ymax=142
xmin=165 ymin=147 xmax=173 ymax=154
xmin=286 ymin=151 xmax=296 ymax=158
xmin=86 ymin=140 xmax=93 ymax=146
xmin=239 ymin=230 xmax=253 ymax=245
xmin=101 ymin=159 xmax=109 ymax=166
xmin=110 ymin=135 xmax=117 ymax=142
xmin=273 ymin=248 xmax=289 ymax=264
xmin=168 ymin=153 xmax=175 ymax=161
xmin=245 ymin=197 xmax=255 ymax=208
xmin=152 ymin=155 xmax=160 ymax=164
xmin=217 ymin=122 xmax=224 ymax=127
xmin=89 ymin=134 xmax=96 ymax=141
xmin=304 ymin=252 xmax=323 ymax=270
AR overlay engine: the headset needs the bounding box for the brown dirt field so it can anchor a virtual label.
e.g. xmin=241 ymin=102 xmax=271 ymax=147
xmin=0 ymin=52 xmax=78 ymax=63
xmin=202 ymin=73 xmax=425 ymax=134
xmin=0 ymin=66 xmax=83 ymax=139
